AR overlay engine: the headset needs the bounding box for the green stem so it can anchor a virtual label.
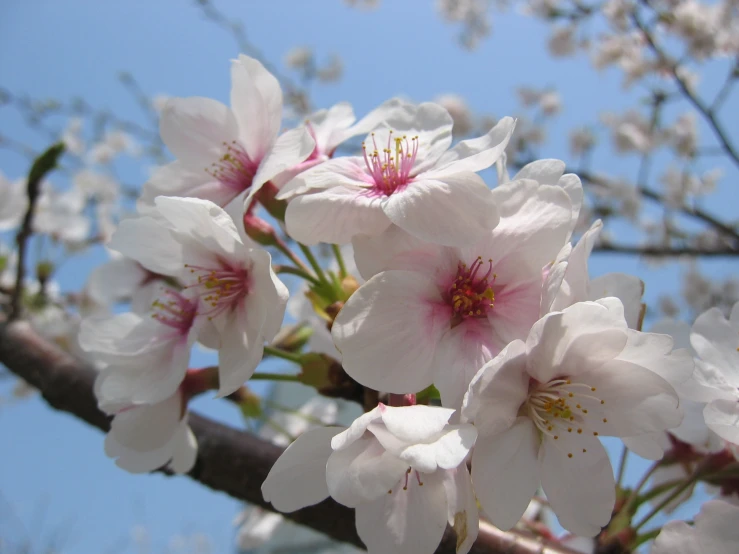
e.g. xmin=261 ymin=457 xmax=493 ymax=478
xmin=625 ymin=460 xmax=661 ymax=512
xmin=263 ymin=345 xmax=304 ymax=364
xmin=274 ymin=264 xmax=320 ymax=286
xmin=632 ymin=466 xmax=705 ymax=533
xmin=251 ymin=372 xmax=301 ymax=382
xmin=616 ymin=445 xmax=629 ymax=489
xmin=274 ymin=238 xmax=313 ymax=275
xmin=631 ymin=528 xmax=662 ymax=550
xmin=332 ymin=244 xmax=348 ymax=278
xmin=299 ymin=244 xmax=330 ymax=286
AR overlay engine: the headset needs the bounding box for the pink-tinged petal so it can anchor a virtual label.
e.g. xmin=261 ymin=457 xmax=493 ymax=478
xmin=375 ymin=100 xmax=453 ymax=174
xmin=432 ymin=320 xmax=497 ymax=411
xmin=355 ymin=469 xmax=448 ymax=554
xmin=472 ymin=418 xmax=540 ymax=530
xmin=377 ymin=404 xmax=456 ymax=443
xmin=285 ymin=186 xmax=390 ymax=245
xmin=140 ymin=161 xmax=236 ymax=211
xmin=512 ymin=158 xmax=565 ymax=184
xmin=231 ymin=54 xmax=282 ymax=160
xmin=539 ymin=434 xmax=615 ymax=537
xmin=383 ymin=173 xmax=498 ymax=247
xmin=589 ymin=273 xmax=644 ymax=329
xmin=108 ymin=216 xmax=183 ymax=277
xmin=332 ymin=270 xmax=449 ymax=394
xmin=277 ymin=157 xmax=371 ymax=199
xmin=691 ymin=307 xmax=739 ymax=388
xmin=488 ymin=278 xmax=543 ymax=348
xmin=704 ymin=399 xmax=739 ymax=446
xmin=326 ymin=435 xmax=409 ymax=507
xmin=442 ymin=465 xmax=479 ymax=554
xmin=526 ymin=301 xmax=629 ymax=383
xmin=261 ymin=426 xmax=341 ymax=512
xmin=462 ymin=340 xmax=528 ymax=435
xmin=160 ymin=97 xmax=238 ymax=167
xmin=246 ymin=126 xmax=316 ymax=205
xmin=427 ymin=117 xmax=515 ymax=177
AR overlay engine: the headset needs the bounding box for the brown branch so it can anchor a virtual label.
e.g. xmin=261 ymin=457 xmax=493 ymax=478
xmin=632 ymin=6 xmax=739 ymax=168
xmin=0 ymin=321 xmax=580 ymax=554
xmin=593 ymin=244 xmax=739 ymax=257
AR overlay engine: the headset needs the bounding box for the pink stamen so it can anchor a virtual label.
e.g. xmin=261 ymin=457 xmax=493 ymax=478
xmin=184 ymin=263 xmax=250 ymax=320
xmin=206 ymin=140 xmax=259 ymax=193
xmin=362 ymin=130 xmax=419 ymax=196
xmin=447 ymin=256 xmax=497 ymax=321
xmin=151 ymin=290 xmax=197 ymax=333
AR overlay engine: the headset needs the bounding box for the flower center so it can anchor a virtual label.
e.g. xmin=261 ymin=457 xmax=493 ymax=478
xmin=447 ymin=257 xmax=496 ymax=325
xmin=151 ymin=289 xmax=198 ymax=334
xmin=526 ymin=378 xmax=607 ymax=457
xmin=206 ymin=141 xmax=259 ymax=193
xmin=387 ymin=467 xmax=424 ymax=495
xmin=362 ymin=130 xmax=419 ymax=196
xmin=184 ymin=263 xmax=250 ymax=320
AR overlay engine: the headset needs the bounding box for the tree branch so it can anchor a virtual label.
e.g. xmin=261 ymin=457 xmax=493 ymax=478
xmin=0 ymin=321 xmax=579 ymax=554
xmin=593 ymin=244 xmax=739 ymax=257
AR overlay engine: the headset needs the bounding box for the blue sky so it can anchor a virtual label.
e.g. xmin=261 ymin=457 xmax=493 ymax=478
xmin=1 ymin=0 xmax=736 ymax=552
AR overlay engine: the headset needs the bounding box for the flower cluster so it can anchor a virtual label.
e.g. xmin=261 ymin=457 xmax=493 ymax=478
xmin=58 ymin=54 xmax=739 ymax=554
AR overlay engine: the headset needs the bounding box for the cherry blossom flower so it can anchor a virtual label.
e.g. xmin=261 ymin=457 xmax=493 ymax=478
xmin=686 ymin=301 xmax=739 ymax=447
xmin=651 ymin=499 xmax=739 ymax=554
xmin=79 ymin=287 xmax=201 ymax=406
xmin=334 ymin=175 xmax=574 ymax=409
xmin=102 ymin=391 xmax=197 ymax=474
xmin=109 ymin=196 xmax=288 ymax=396
xmin=462 ymin=299 xmax=689 ymax=536
xmin=262 ymin=404 xmax=478 ymax=554
xmin=139 ymin=54 xmax=315 ymax=211
xmin=279 ymin=101 xmax=515 ymax=247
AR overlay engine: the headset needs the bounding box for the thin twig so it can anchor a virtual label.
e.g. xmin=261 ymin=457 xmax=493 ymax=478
xmin=10 ymin=143 xmax=65 ymax=320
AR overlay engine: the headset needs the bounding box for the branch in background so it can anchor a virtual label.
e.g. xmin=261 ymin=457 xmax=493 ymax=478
xmin=0 ymin=321 xmax=580 ymax=554
xmin=632 ymin=4 xmax=739 ymax=169
xmin=593 ymin=244 xmax=739 ymax=257
xmin=10 ymin=143 xmax=66 ymax=320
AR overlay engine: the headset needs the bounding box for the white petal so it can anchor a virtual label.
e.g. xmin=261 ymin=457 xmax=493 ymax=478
xmin=432 ymin=320 xmax=496 ymax=411
xmin=427 ymin=117 xmax=515 ymax=177
xmin=549 ymin=220 xmax=603 ymax=312
xmin=216 ymin=308 xmax=266 ymax=396
xmin=332 ymin=270 xmax=449 ymax=393
xmin=512 ymin=158 xmax=565 ymax=184
xmin=355 ymin=470 xmax=448 ymax=554
xmin=246 ymin=248 xmax=289 ymax=343
xmin=330 ymin=405 xmax=383 ymax=451
xmin=284 ymin=185 xmax=390 ymax=245
xmin=107 ymin=215 xmax=183 ymax=276
xmin=471 ymin=419 xmax=540 ymax=530
xmin=261 ymin=426 xmax=340 ymax=512
xmin=326 ymin=435 xmax=409 ymax=507
xmin=462 ymin=339 xmax=528 ymax=436
xmin=526 ymin=301 xmax=628 ymax=383
xmin=539 ymin=434 xmax=615 ymax=537
xmin=383 ymin=173 xmax=498 ymax=247
xmin=622 ymin=434 xmax=669 ymax=461
xmin=231 ymin=54 xmax=282 ymax=160
xmin=140 ymin=160 xmax=236 ymax=210
xmin=378 ymin=404 xmax=456 ymax=443
xmin=589 ymin=273 xmax=644 ymax=330
xmin=442 ymin=465 xmax=479 ymax=554
xmin=86 ymin=257 xmax=147 ymax=307
xmin=246 ymin=126 xmax=316 ymax=204
xmin=691 ymin=307 xmax=739 ymax=388
xmin=168 ymin=424 xmax=198 ymax=474
xmin=704 ymin=399 xmax=739 ymax=445
xmin=652 ymin=499 xmax=739 ymax=554
xmin=307 ymin=101 xmax=356 ymax=152
xmin=159 ymin=97 xmax=238 ymax=166
xmin=277 ymin=156 xmax=370 ymax=199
